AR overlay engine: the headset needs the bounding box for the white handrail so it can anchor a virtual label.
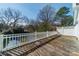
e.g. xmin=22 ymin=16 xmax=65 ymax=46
xmin=0 ymin=31 xmax=58 ymax=52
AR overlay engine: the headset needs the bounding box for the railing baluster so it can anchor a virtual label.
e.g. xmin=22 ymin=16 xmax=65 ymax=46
xmin=0 ymin=31 xmax=57 ymax=52
xmin=3 ymin=37 xmax=5 ymax=48
xmin=21 ymin=34 xmax=23 ymax=42
xmin=15 ymin=36 xmax=17 ymax=45
xmin=20 ymin=35 xmax=21 ymax=43
xmin=23 ymin=35 xmax=25 ymax=42
xmin=25 ymin=35 xmax=26 ymax=42
xmin=20 ymin=35 xmax=22 ymax=42
xmin=0 ymin=35 xmax=3 ymax=51
xmin=6 ymin=36 xmax=7 ymax=48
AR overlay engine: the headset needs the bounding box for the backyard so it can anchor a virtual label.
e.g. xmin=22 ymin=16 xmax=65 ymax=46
xmin=0 ymin=3 xmax=78 ymax=56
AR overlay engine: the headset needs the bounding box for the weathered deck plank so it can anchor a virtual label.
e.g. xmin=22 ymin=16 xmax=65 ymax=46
xmin=27 ymin=36 xmax=79 ymax=56
xmin=1 ymin=35 xmax=78 ymax=56
xmin=0 ymin=34 xmax=60 ymax=56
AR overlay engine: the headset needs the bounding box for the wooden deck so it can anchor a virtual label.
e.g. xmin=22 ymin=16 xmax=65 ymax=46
xmin=0 ymin=34 xmax=79 ymax=56
xmin=27 ymin=35 xmax=79 ymax=56
xmin=0 ymin=34 xmax=60 ymax=56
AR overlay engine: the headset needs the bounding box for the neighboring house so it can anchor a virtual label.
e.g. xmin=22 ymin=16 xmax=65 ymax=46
xmin=53 ymin=20 xmax=61 ymax=26
xmin=73 ymin=3 xmax=79 ymax=39
xmin=57 ymin=3 xmax=79 ymax=40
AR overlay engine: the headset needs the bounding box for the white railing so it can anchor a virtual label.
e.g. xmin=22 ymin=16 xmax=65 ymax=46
xmin=0 ymin=31 xmax=58 ymax=52
xmin=57 ymin=26 xmax=75 ymax=36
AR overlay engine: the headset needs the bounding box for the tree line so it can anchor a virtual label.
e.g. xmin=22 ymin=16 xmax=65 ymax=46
xmin=0 ymin=5 xmax=73 ymax=34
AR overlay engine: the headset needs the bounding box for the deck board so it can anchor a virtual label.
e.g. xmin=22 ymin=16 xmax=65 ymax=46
xmin=0 ymin=34 xmax=60 ymax=56
xmin=27 ymin=36 xmax=79 ymax=56
xmin=0 ymin=35 xmax=78 ymax=56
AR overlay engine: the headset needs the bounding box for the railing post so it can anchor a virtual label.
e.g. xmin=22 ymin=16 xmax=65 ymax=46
xmin=62 ymin=27 xmax=64 ymax=34
xmin=0 ymin=35 xmax=3 ymax=51
xmin=35 ymin=31 xmax=37 ymax=40
xmin=47 ymin=31 xmax=48 ymax=37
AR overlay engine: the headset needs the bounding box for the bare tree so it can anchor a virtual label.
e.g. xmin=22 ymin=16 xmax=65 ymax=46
xmin=0 ymin=8 xmax=28 ymax=32
xmin=37 ymin=5 xmax=55 ymax=23
xmin=37 ymin=5 xmax=56 ymax=31
xmin=27 ymin=19 xmax=39 ymax=32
